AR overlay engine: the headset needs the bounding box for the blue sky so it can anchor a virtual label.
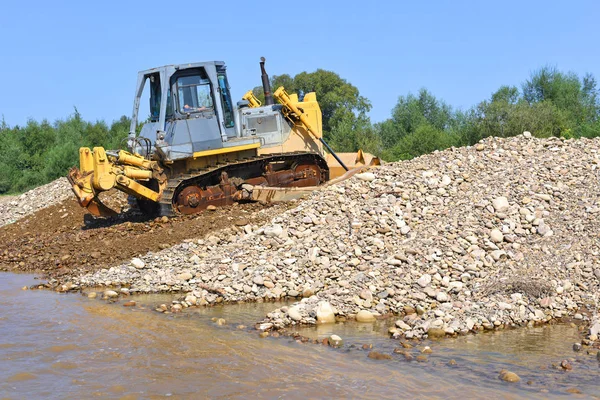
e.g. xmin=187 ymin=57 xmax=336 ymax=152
xmin=0 ymin=0 xmax=598 ymax=127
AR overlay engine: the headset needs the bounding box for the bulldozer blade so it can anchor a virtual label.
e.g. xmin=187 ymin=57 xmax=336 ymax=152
xmin=326 ymin=150 xmax=381 ymax=179
xmin=85 ymin=197 xmax=118 ymax=217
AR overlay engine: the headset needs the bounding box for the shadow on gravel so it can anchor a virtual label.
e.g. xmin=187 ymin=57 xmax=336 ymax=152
xmin=81 ymin=209 xmax=156 ymax=230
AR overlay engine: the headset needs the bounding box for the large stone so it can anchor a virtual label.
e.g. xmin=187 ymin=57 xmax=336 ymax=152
xmin=356 ymin=310 xmax=376 ymax=322
xmin=499 ymin=370 xmax=520 ymax=382
xmin=359 ymin=288 xmax=373 ymax=301
xmin=329 ymin=334 xmax=343 ymax=347
xmin=436 ymin=292 xmax=449 ymax=302
xmin=355 ymin=172 xmax=376 ymax=182
xmin=288 ymin=306 xmax=303 ymax=321
xmin=417 ymin=274 xmax=431 ymax=288
xmin=316 ymin=301 xmax=336 ymax=324
xmin=490 ymin=229 xmax=504 ymax=243
xmin=131 ymin=258 xmax=145 ymax=269
xmin=104 ymin=290 xmax=118 ymax=298
xmin=590 ymin=322 xmax=600 ymax=338
xmin=427 ymin=328 xmax=446 ymax=338
xmin=176 ymin=272 xmax=193 ymax=281
xmin=264 ymin=224 xmax=284 ymax=238
xmin=492 ymin=197 xmax=509 ymax=212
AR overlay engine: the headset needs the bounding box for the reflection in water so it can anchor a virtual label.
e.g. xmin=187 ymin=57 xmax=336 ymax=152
xmin=0 ymin=273 xmax=598 ymax=399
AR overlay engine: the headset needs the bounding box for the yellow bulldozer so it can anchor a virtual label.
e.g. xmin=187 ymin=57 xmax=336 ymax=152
xmin=67 ymin=58 xmax=379 ymax=217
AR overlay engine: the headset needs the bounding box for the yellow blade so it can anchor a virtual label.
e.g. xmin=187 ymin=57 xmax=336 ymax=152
xmin=86 ymin=197 xmax=118 ymax=217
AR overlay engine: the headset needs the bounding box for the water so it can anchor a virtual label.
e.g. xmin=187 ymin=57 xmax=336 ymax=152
xmin=1 ymin=273 xmax=599 ymax=399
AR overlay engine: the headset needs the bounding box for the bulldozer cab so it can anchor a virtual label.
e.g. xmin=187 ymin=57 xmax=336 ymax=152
xmin=129 ymin=62 xmax=241 ymax=160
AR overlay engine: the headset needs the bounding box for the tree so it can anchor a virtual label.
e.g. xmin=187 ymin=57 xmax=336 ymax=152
xmin=376 ymin=89 xmax=453 ymax=149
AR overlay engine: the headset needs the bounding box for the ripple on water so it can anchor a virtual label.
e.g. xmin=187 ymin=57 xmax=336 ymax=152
xmin=7 ymin=372 xmax=37 ymax=382
xmin=1 ymin=273 xmax=600 ymax=399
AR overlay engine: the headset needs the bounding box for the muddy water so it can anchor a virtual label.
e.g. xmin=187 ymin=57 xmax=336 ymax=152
xmin=1 ymin=273 xmax=599 ymax=399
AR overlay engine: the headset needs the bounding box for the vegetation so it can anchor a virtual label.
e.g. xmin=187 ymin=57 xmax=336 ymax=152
xmin=0 ymin=110 xmax=130 ymax=193
xmin=1 ymin=66 xmax=598 ymax=194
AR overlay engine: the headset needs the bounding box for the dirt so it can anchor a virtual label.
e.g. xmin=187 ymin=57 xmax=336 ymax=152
xmin=0 ymin=190 xmax=292 ymax=280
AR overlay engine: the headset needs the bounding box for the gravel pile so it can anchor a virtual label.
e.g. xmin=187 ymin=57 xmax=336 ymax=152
xmin=0 ymin=178 xmax=73 ymax=227
xmin=73 ymin=134 xmax=600 ymax=340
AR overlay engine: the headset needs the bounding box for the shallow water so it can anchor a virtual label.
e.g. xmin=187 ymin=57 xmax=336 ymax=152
xmin=1 ymin=273 xmax=598 ymax=399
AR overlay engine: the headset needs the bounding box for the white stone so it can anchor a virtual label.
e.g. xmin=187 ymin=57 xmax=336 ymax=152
xmin=490 ymin=229 xmax=504 ymax=243
xmin=436 ymin=292 xmax=449 ymax=302
xmin=316 ymin=301 xmax=336 ymax=323
xmin=264 ymin=224 xmax=284 ymax=238
xmin=417 ymin=274 xmax=432 ymax=288
xmin=492 ymin=197 xmax=510 ymax=212
xmin=288 ymin=306 xmax=303 ymax=321
xmin=131 ymin=258 xmax=145 ymax=269
xmin=355 ymin=172 xmax=376 ymax=182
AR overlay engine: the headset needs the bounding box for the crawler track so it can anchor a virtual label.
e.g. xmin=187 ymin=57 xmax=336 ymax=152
xmin=160 ymin=152 xmax=329 ymax=216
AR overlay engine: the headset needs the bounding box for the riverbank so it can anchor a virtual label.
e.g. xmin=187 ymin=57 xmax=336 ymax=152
xmin=6 ymin=273 xmax=600 ymax=398
xmin=56 ymin=134 xmax=599 ymax=343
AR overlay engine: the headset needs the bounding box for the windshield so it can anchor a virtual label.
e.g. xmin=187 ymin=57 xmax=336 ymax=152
xmin=177 ymin=75 xmax=213 ymax=113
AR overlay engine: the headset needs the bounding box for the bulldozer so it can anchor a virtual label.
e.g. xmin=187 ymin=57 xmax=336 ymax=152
xmin=67 ymin=58 xmax=379 ymax=217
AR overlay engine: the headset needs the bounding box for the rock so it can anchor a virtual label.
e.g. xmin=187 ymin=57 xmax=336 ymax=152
xmin=436 ymin=292 xmax=449 ymax=302
xmin=355 ymin=172 xmax=376 ymax=182
xmin=572 ymin=343 xmax=582 ymax=352
xmin=216 ymin=318 xmax=226 ymax=326
xmin=131 ymin=258 xmax=145 ymax=269
xmin=427 ymin=328 xmax=445 ymax=339
xmin=356 ymin=310 xmax=376 ymax=322
xmin=316 ymin=301 xmax=336 ymax=323
xmin=560 ymin=360 xmax=572 ymax=370
xmin=264 ymin=224 xmax=284 ymax=238
xmin=490 ymin=229 xmax=504 ymax=243
xmin=396 ymin=320 xmax=411 ymax=330
xmin=87 ymin=292 xmax=97 ymax=299
xmin=253 ymin=276 xmax=264 ymax=286
xmin=492 ymin=197 xmax=510 ymax=212
xmin=359 ymin=288 xmax=373 ymax=301
xmin=329 ymin=334 xmax=343 ymax=348
xmin=589 ymin=322 xmax=600 ymax=338
xmin=499 ymin=370 xmax=520 ymax=382
xmin=206 ymin=205 xmax=217 ymax=211
xmin=176 ymin=272 xmax=193 ymax=281
xmin=367 ymin=351 xmax=392 ymax=360
xmin=123 ymin=301 xmax=136 ymax=307
xmin=288 ymin=306 xmax=302 ymax=321
xmin=417 ymin=274 xmax=432 ymax=288
xmin=104 ymin=290 xmax=118 ymax=298
xmin=184 ymin=295 xmax=197 ymax=305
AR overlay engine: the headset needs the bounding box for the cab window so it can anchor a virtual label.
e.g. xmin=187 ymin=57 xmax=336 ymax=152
xmin=149 ymin=74 xmax=161 ymax=122
xmin=177 ymin=75 xmax=213 ymax=113
xmin=217 ymin=73 xmax=235 ymax=128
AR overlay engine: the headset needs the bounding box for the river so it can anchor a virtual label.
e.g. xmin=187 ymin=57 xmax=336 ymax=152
xmin=1 ymin=273 xmax=598 ymax=399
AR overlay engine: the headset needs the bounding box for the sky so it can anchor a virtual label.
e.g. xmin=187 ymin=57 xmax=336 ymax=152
xmin=1 ymin=0 xmax=598 ymax=127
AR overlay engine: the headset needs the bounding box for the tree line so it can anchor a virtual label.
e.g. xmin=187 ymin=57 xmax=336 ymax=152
xmin=1 ymin=66 xmax=598 ymax=194
xmin=262 ymin=66 xmax=599 ymax=160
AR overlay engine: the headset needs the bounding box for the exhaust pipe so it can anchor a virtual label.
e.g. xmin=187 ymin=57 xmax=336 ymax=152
xmin=260 ymin=57 xmax=274 ymax=106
